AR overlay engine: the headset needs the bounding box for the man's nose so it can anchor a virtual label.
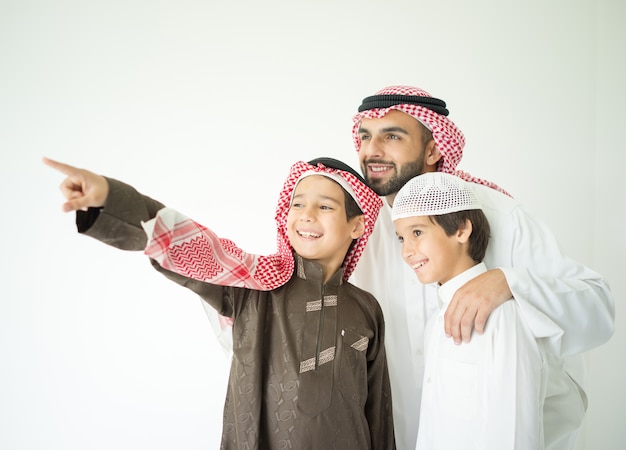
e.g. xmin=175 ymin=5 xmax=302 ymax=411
xmin=361 ymin=135 xmax=384 ymax=159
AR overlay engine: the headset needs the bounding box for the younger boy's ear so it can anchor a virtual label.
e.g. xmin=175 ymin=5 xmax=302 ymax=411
xmin=457 ymin=219 xmax=473 ymax=243
xmin=350 ymin=215 xmax=366 ymax=239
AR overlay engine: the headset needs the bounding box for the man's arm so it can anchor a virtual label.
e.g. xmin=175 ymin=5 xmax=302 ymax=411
xmin=445 ymin=197 xmax=614 ymax=356
xmin=444 ymin=268 xmax=511 ymax=344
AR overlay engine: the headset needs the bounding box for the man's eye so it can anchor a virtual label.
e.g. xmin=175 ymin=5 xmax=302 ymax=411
xmin=388 ymin=134 xmax=400 ymax=140
xmin=359 ymin=134 xmax=371 ymax=141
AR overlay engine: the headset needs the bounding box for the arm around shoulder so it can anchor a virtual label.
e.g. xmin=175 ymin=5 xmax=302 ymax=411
xmin=494 ymin=202 xmax=615 ymax=356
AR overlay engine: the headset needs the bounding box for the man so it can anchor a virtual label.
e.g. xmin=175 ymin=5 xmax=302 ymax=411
xmin=349 ymin=85 xmax=614 ymax=450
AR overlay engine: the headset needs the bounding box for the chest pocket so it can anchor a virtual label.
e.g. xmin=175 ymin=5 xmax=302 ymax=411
xmin=437 ymin=357 xmax=479 ymax=418
xmin=338 ymin=327 xmax=370 ymax=406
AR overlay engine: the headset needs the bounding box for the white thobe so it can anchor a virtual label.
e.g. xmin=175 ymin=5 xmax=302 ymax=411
xmin=350 ymin=182 xmax=614 ymax=450
xmin=416 ymin=263 xmax=546 ymax=450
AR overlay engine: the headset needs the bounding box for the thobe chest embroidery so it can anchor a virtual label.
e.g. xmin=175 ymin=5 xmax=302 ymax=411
xmin=351 ymin=336 xmax=369 ymax=352
xmin=306 ymin=295 xmax=337 ymax=311
xmin=300 ymin=347 xmax=336 ymax=373
xmin=300 ymin=294 xmax=338 ymax=374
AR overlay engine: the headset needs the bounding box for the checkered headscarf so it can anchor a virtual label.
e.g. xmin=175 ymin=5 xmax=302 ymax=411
xmin=143 ymin=159 xmax=382 ymax=290
xmin=352 ymin=85 xmax=511 ymax=196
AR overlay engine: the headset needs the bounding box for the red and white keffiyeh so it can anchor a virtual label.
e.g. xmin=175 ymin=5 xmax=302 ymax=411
xmin=142 ymin=160 xmax=382 ymax=291
xmin=352 ymin=85 xmax=511 ymax=197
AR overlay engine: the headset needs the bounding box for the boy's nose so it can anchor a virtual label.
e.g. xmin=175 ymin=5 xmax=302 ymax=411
xmin=401 ymin=243 xmax=415 ymax=262
xmin=299 ymin=208 xmax=314 ymax=222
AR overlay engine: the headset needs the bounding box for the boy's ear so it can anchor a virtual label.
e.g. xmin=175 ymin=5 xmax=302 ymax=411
xmin=350 ymin=215 xmax=366 ymax=239
xmin=457 ymin=219 xmax=473 ymax=243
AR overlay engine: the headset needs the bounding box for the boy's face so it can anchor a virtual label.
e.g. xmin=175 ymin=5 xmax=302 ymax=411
xmin=287 ymin=175 xmax=364 ymax=276
xmin=394 ymin=215 xmax=470 ymax=285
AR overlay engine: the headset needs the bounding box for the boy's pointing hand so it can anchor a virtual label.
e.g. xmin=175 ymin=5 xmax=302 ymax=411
xmin=43 ymin=157 xmax=109 ymax=212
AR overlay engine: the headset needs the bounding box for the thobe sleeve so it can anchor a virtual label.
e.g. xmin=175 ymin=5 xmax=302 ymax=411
xmin=493 ymin=203 xmax=614 ymax=357
xmin=77 ymin=177 xmax=165 ymax=250
xmin=75 ymin=176 xmax=237 ymax=322
xmin=364 ymin=302 xmax=396 ymax=449
xmin=483 ymin=304 xmax=545 ymax=450
xmin=149 ymin=261 xmax=236 ymax=318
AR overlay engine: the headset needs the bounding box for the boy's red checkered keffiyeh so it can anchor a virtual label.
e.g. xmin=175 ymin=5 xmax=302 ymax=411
xmin=142 ymin=160 xmax=382 ymax=291
xmin=352 ymin=85 xmax=511 ymax=197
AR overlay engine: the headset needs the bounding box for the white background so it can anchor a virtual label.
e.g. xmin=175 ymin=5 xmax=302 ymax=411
xmin=1 ymin=0 xmax=624 ymax=448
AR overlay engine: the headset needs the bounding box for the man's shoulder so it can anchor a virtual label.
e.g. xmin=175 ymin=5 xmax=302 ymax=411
xmin=472 ymin=182 xmax=521 ymax=216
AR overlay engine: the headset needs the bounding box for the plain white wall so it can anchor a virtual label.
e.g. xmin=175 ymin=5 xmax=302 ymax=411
xmin=1 ymin=0 xmax=623 ymax=448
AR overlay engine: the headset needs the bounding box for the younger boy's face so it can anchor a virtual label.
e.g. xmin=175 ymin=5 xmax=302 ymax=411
xmin=287 ymin=175 xmax=364 ymax=277
xmin=394 ymin=215 xmax=468 ymax=285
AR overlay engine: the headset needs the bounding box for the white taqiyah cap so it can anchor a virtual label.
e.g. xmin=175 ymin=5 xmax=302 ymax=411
xmin=391 ymin=172 xmax=482 ymax=220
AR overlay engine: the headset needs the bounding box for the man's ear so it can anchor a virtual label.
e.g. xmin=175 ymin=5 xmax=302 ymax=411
xmin=425 ymin=140 xmax=442 ymax=167
xmin=457 ymin=219 xmax=473 ymax=243
xmin=350 ymin=215 xmax=366 ymax=239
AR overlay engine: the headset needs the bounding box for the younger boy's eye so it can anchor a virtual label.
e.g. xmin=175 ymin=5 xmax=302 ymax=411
xmin=412 ymin=230 xmax=422 ymax=237
xmin=397 ymin=236 xmax=404 ymax=243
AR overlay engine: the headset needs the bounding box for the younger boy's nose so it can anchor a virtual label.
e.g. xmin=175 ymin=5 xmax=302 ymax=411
xmin=299 ymin=208 xmax=314 ymax=222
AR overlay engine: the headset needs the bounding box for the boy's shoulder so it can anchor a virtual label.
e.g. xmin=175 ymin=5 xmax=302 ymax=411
xmin=341 ymin=281 xmax=384 ymax=314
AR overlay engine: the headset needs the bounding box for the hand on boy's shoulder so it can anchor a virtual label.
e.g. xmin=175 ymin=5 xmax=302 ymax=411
xmin=43 ymin=157 xmax=110 ymax=213
xmin=444 ymin=268 xmax=512 ymax=344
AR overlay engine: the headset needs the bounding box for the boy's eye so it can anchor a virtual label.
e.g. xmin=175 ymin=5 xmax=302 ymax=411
xmin=397 ymin=236 xmax=404 ymax=243
xmin=320 ymin=205 xmax=333 ymax=211
xmin=413 ymin=230 xmax=422 ymax=237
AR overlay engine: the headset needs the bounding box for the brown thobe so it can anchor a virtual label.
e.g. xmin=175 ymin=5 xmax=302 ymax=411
xmin=77 ymin=178 xmax=395 ymax=450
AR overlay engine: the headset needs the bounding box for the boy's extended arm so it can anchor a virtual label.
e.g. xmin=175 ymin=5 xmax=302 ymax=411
xmin=75 ymin=178 xmax=233 ymax=316
xmin=76 ymin=177 xmax=164 ymax=251
xmin=44 ymin=157 xmax=164 ymax=250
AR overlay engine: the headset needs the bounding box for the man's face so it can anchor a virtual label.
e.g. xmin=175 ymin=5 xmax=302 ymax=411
xmin=357 ymin=110 xmax=436 ymax=201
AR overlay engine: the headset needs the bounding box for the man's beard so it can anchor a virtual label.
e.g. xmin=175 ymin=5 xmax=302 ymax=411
xmin=363 ymin=157 xmax=426 ymax=197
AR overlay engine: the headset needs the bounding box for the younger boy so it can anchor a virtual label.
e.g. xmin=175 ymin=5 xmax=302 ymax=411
xmin=392 ymin=172 xmax=547 ymax=450
xmin=44 ymin=157 xmax=394 ymax=450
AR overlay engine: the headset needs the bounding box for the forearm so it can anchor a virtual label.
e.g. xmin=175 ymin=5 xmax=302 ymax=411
xmin=503 ymin=265 xmax=614 ymax=356
xmin=77 ymin=177 xmax=165 ymax=251
xmin=150 ymin=258 xmax=235 ymax=317
xmin=490 ymin=203 xmax=615 ymax=356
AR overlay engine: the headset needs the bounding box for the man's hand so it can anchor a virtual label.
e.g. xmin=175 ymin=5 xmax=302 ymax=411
xmin=43 ymin=157 xmax=109 ymax=212
xmin=443 ymin=268 xmax=512 ymax=344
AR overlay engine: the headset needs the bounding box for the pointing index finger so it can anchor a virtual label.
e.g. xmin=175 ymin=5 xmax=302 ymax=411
xmin=42 ymin=156 xmax=79 ymax=176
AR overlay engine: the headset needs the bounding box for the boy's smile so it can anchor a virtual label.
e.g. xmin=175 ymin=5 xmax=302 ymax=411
xmin=287 ymin=175 xmax=364 ymax=282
